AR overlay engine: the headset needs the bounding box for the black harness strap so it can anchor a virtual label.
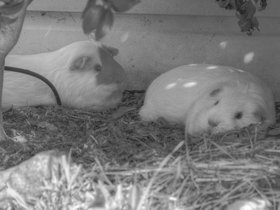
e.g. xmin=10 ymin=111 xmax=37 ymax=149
xmin=4 ymin=66 xmax=62 ymax=106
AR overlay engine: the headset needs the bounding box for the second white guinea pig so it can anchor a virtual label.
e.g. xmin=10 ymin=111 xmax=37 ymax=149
xmin=139 ymin=64 xmax=275 ymax=136
xmin=3 ymin=40 xmax=127 ymax=110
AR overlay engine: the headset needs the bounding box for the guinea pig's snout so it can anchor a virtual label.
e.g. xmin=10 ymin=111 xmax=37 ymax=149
xmin=97 ymin=47 xmax=127 ymax=89
xmin=253 ymin=110 xmax=265 ymax=123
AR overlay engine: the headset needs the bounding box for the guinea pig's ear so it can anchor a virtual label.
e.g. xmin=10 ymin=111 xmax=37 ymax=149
xmin=101 ymin=45 xmax=119 ymax=57
xmin=69 ymin=56 xmax=94 ymax=71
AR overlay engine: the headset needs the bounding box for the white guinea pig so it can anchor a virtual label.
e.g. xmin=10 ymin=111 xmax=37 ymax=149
xmin=139 ymin=64 xmax=276 ymax=136
xmin=3 ymin=40 xmax=127 ymax=110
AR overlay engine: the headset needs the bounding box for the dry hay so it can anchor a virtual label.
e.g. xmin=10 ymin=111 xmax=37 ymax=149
xmin=0 ymin=90 xmax=280 ymax=210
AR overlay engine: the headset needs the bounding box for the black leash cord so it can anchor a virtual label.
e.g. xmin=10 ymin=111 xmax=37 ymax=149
xmin=4 ymin=66 xmax=62 ymax=106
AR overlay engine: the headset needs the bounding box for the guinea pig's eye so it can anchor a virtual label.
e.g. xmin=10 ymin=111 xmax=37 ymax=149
xmin=234 ymin=112 xmax=243 ymax=120
xmin=94 ymin=64 xmax=102 ymax=72
xmin=210 ymin=88 xmax=222 ymax=97
xmin=214 ymin=100 xmax=219 ymax=106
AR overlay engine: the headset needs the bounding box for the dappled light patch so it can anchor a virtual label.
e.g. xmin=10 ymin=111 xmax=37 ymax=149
xmin=206 ymin=65 xmax=218 ymax=70
xmin=219 ymin=41 xmax=228 ymax=49
xmin=183 ymin=81 xmax=197 ymax=88
xmin=165 ymin=81 xmax=197 ymax=90
xmin=121 ymin=32 xmax=130 ymax=43
xmin=165 ymin=82 xmax=177 ymax=90
xmin=244 ymin=51 xmax=255 ymax=64
xmin=236 ymin=68 xmax=245 ymax=73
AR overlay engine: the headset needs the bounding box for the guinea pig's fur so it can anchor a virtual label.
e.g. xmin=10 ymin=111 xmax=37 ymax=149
xmin=185 ymin=81 xmax=274 ymax=135
xmin=3 ymin=40 xmax=127 ymax=110
xmin=139 ymin=64 xmax=275 ymax=136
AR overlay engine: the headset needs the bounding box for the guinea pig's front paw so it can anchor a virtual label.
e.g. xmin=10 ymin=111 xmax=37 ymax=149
xmin=186 ymin=117 xmax=236 ymax=136
xmin=210 ymin=125 xmax=233 ymax=135
xmin=139 ymin=105 xmax=158 ymax=122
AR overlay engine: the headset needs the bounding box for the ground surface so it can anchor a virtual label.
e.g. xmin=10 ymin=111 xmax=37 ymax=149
xmin=0 ymin=91 xmax=185 ymax=169
xmin=0 ymin=91 xmax=280 ymax=210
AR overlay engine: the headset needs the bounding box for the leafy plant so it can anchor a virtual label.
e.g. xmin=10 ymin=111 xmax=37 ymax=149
xmin=82 ymin=0 xmax=140 ymax=40
xmin=216 ymin=0 xmax=268 ymax=35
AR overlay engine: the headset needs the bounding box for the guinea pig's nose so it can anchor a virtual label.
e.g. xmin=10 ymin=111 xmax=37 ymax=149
xmin=208 ymin=119 xmax=219 ymax=127
xmin=253 ymin=110 xmax=265 ymax=122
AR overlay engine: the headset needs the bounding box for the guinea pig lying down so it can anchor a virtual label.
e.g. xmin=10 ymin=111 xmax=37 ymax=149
xmin=3 ymin=40 xmax=127 ymax=110
xmin=139 ymin=64 xmax=276 ymax=136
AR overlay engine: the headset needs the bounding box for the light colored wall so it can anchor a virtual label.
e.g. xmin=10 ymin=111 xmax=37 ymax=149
xmin=11 ymin=0 xmax=280 ymax=100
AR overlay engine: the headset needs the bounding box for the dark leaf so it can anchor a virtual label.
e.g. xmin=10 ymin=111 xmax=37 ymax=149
xmin=82 ymin=4 xmax=105 ymax=35
xmin=0 ymin=15 xmax=17 ymax=23
xmin=216 ymin=0 xmax=267 ymax=35
xmin=238 ymin=17 xmax=259 ymax=35
xmin=238 ymin=18 xmax=252 ymax=32
xmin=111 ymin=0 xmax=140 ymax=12
xmin=239 ymin=0 xmax=256 ymax=19
xmin=251 ymin=16 xmax=259 ymax=30
xmin=259 ymin=0 xmax=267 ymax=10
xmin=235 ymin=0 xmax=260 ymax=35
xmin=81 ymin=0 xmax=96 ymax=18
xmin=216 ymin=0 xmax=235 ymax=9
xmin=0 ymin=0 xmax=25 ymax=16
xmin=95 ymin=8 xmax=114 ymax=40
